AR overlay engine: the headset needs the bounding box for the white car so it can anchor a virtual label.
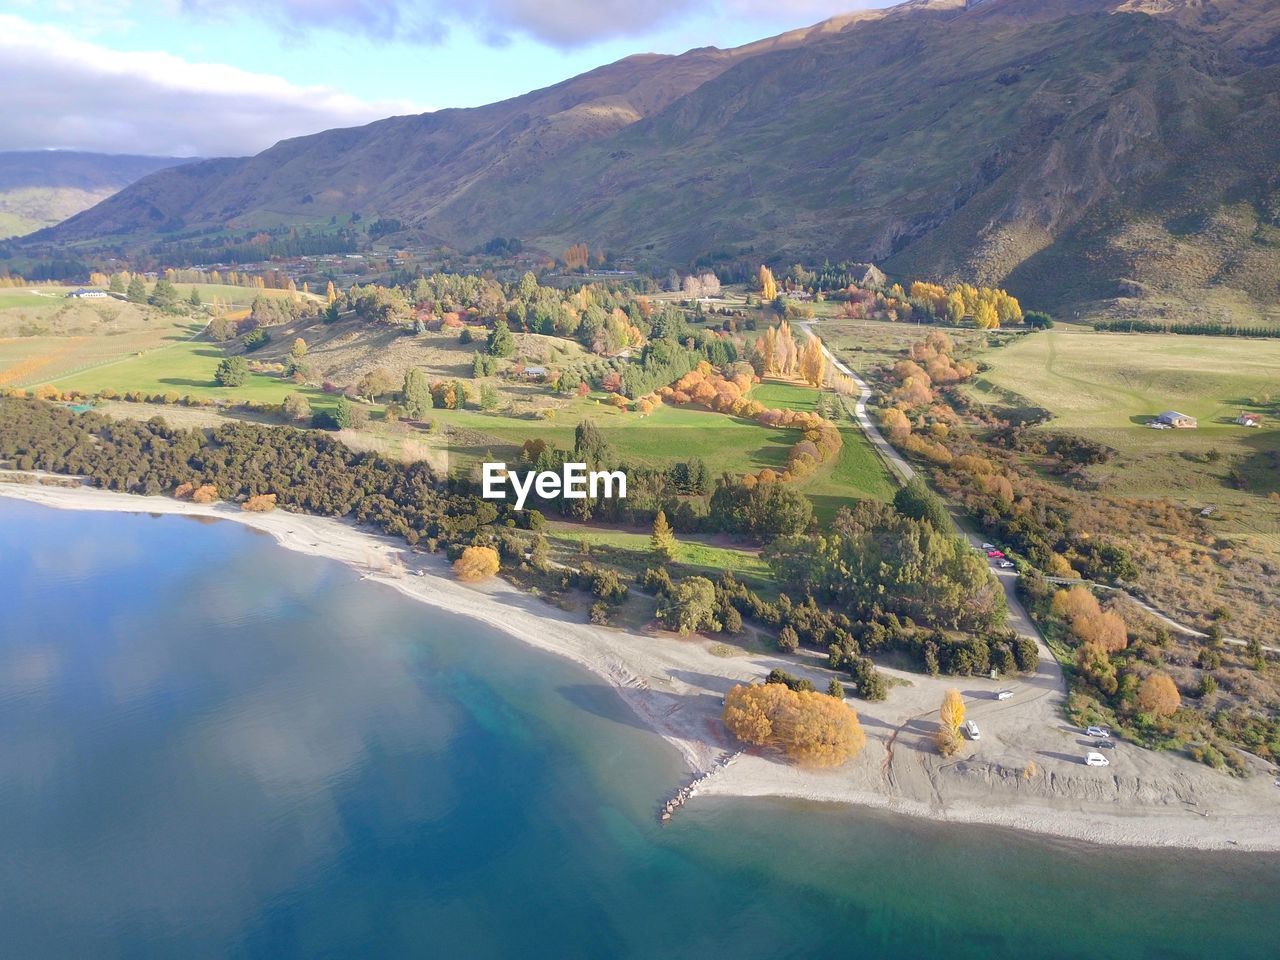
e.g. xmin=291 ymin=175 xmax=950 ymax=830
xmin=964 ymin=720 xmax=981 ymax=741
xmin=981 ymin=542 xmax=995 ymax=550
xmin=1086 ymin=725 xmax=1111 ymax=739
xmin=1085 ymin=752 xmax=1110 ymax=767
xmin=998 ymin=560 xmax=1015 ymax=569
xmin=995 ymin=690 xmax=1013 ymax=701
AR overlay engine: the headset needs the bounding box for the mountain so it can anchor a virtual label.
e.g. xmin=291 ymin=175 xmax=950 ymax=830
xmin=0 ymin=152 xmax=195 ymax=239
xmin=28 ymin=0 xmax=1280 ymax=319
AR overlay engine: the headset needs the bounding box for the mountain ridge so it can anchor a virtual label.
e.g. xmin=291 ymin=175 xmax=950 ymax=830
xmin=24 ymin=0 xmax=1280 ymax=319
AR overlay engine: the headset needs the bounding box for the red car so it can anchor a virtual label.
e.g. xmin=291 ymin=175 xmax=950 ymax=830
xmin=986 ymin=550 xmax=1004 ymax=558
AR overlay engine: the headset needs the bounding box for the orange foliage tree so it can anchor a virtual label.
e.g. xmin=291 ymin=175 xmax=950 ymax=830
xmin=454 ymin=545 xmax=500 ymax=582
xmin=722 ymin=682 xmax=866 ymax=767
xmin=1136 ymin=673 xmax=1180 ymax=717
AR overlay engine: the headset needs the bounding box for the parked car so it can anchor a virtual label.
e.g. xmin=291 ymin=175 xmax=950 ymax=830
xmin=998 ymin=560 xmax=1015 ymax=569
xmin=1085 ymin=752 xmax=1110 ymax=767
xmin=1086 ymin=725 xmax=1111 ymax=739
xmin=986 ymin=550 xmax=1005 ymax=558
xmin=981 ymin=542 xmax=995 ymax=550
xmin=1094 ymin=739 xmax=1115 ymax=750
xmin=964 ymin=720 xmax=981 ymax=741
xmin=995 ymin=690 xmax=1013 ymax=701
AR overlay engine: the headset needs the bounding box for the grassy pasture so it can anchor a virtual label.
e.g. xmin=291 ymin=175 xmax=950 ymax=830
xmin=52 ymin=339 xmax=333 ymax=408
xmin=970 ymin=326 xmax=1280 ymax=548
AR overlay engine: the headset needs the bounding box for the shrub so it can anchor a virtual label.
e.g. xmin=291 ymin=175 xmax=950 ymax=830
xmin=241 ymin=493 xmax=277 ymax=512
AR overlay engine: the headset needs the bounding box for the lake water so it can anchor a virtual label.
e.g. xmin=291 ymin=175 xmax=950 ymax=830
xmin=1 ymin=498 xmax=1276 ymax=958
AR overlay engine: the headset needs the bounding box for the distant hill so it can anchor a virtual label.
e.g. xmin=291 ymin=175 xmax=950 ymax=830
xmin=25 ymin=0 xmax=1280 ymax=319
xmin=0 ymin=152 xmax=194 ymax=239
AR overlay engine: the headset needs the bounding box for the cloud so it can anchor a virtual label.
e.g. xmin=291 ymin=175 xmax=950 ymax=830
xmin=180 ymin=0 xmax=864 ymax=49
xmin=0 ymin=14 xmax=425 ymax=157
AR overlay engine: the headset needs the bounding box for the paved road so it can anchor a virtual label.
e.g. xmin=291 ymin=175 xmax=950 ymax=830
xmin=798 ymin=320 xmax=916 ymax=484
xmin=800 ymin=320 xmax=1063 ymax=701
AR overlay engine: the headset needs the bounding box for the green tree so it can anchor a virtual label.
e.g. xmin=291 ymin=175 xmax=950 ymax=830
xmin=109 ymin=273 xmax=126 ymax=294
xmin=149 ymin=278 xmax=179 ymax=310
xmin=827 ymin=678 xmax=844 ymax=699
xmin=333 ymin=395 xmax=367 ymax=429
xmin=479 ymin=383 xmax=500 ymax=410
xmin=126 ymin=275 xmax=147 ymax=304
xmin=188 ymin=287 xmax=202 ymax=307
xmin=658 ymin=576 xmax=719 ymax=635
xmin=486 ymin=317 xmax=515 ymax=358
xmin=402 ymin=367 xmax=433 ymax=418
xmin=214 ymin=356 xmax=248 ymax=387
xmin=651 ymin=509 xmax=677 ymax=562
xmin=893 ymin=477 xmax=951 ymax=531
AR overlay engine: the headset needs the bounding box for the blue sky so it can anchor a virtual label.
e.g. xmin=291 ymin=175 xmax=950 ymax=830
xmin=0 ymin=0 xmax=891 ymax=157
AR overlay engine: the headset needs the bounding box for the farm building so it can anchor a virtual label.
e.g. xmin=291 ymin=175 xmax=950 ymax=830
xmin=1236 ymin=412 xmax=1262 ymax=427
xmin=1155 ymin=411 xmax=1197 ymax=429
xmin=67 ymin=288 xmax=108 ymax=299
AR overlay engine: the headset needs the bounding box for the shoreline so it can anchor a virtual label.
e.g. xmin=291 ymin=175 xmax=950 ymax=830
xmin=3 ymin=478 xmax=1277 ymax=853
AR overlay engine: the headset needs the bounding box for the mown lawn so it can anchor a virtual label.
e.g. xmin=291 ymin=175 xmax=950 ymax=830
xmin=55 ymin=338 xmax=334 ymax=409
xmin=750 ymin=380 xmax=821 ymax=411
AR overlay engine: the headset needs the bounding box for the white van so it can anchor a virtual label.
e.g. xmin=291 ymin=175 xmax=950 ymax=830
xmin=964 ymin=720 xmax=981 ymax=741
xmin=1085 ymin=752 xmax=1110 ymax=767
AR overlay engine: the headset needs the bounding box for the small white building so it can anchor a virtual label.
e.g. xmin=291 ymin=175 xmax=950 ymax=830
xmin=67 ymin=288 xmax=108 ymax=299
xmin=1236 ymin=412 xmax=1262 ymax=428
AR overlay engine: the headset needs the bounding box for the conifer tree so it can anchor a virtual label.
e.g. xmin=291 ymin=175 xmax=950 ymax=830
xmin=651 ymin=509 xmax=677 ymax=562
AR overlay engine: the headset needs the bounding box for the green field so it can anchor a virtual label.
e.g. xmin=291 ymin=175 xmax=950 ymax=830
xmin=750 ymin=381 xmax=821 ymax=411
xmin=53 ymin=338 xmax=333 ymax=408
xmin=546 ymin=523 xmax=772 ymax=584
xmin=970 ymin=326 xmax=1280 ymax=516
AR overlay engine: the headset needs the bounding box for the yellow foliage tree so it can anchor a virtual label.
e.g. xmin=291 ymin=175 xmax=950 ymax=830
xmin=191 ymin=484 xmax=218 ymax=504
xmin=454 ymin=545 xmax=500 ymax=582
xmin=241 ymin=493 xmax=277 ymax=512
xmin=1137 ymin=673 xmax=1180 ymax=717
xmin=939 ymin=688 xmax=965 ymax=734
xmin=758 ymin=265 xmax=777 ymax=302
xmin=799 ymin=335 xmax=826 ymax=387
xmin=722 ymin=683 xmax=866 ymax=767
xmin=326 ymin=281 xmax=337 ymax=304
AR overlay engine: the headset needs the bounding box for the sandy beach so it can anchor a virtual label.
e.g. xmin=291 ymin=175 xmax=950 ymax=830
xmin=3 ymin=477 xmax=1277 ymax=852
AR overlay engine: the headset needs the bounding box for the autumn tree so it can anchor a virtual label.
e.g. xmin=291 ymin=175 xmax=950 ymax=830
xmin=940 ymin=687 xmax=965 ymax=731
xmin=357 ymin=367 xmax=399 ymax=402
xmin=325 ymin=281 xmax=337 ymax=304
xmin=722 ymin=682 xmax=867 ymax=767
xmin=241 ymin=493 xmax=277 ymax=512
xmin=758 ymin=264 xmax=778 ymax=302
xmin=1137 ymin=673 xmax=1180 ymax=717
xmin=291 ymin=337 xmax=308 ymax=359
xmin=454 ymin=545 xmax=500 ymax=582
xmin=799 ymin=335 xmax=826 ymax=387
xmin=191 ymin=484 xmax=218 ymax=504
xmin=650 ymin=509 xmax=677 ymax=562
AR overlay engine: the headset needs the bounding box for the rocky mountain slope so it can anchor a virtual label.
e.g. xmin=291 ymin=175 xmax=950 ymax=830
xmin=27 ymin=0 xmax=1280 ymax=318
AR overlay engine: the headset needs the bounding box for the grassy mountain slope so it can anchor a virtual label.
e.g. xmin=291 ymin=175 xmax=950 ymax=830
xmin=28 ymin=0 xmax=1280 ymax=319
xmin=0 ymin=152 xmax=193 ymax=239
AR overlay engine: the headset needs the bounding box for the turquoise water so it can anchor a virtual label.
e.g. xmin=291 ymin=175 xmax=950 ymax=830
xmin=0 ymin=499 xmax=1276 ymax=958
